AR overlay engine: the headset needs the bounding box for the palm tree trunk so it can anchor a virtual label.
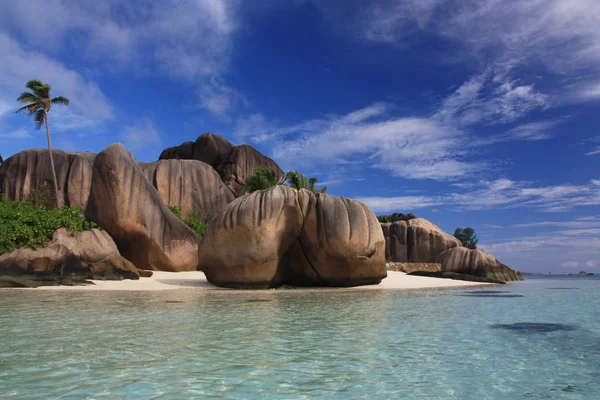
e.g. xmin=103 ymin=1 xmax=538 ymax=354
xmin=44 ymin=111 xmax=62 ymax=208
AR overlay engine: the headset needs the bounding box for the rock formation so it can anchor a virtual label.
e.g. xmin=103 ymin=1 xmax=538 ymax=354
xmin=198 ymin=186 xmax=386 ymax=288
xmin=159 ymin=132 xmax=234 ymax=167
xmin=381 ymin=219 xmax=461 ymax=263
xmin=0 ymin=228 xmax=139 ymax=287
xmin=140 ymin=159 xmax=234 ymax=219
xmin=0 ymin=149 xmax=95 ymax=209
xmin=436 ymin=247 xmax=522 ymax=282
xmin=215 ymin=145 xmax=284 ymax=197
xmin=85 ymin=144 xmax=201 ymax=272
xmin=159 ymin=133 xmax=284 ymax=197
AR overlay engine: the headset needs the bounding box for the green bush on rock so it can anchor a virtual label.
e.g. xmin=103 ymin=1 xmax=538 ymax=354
xmin=0 ymin=200 xmax=99 ymax=254
xmin=167 ymin=206 xmax=207 ymax=237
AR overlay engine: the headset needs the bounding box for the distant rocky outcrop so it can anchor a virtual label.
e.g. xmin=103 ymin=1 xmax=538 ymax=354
xmin=85 ymin=144 xmax=201 ymax=272
xmin=140 ymin=159 xmax=234 ymax=219
xmin=160 ymin=133 xmax=284 ymax=197
xmin=381 ymin=219 xmax=461 ymax=263
xmin=159 ymin=132 xmax=234 ymax=167
xmin=436 ymin=247 xmax=522 ymax=282
xmin=0 ymin=149 xmax=95 ymax=209
xmin=0 ymin=228 xmax=139 ymax=287
xmin=198 ymin=186 xmax=386 ymax=288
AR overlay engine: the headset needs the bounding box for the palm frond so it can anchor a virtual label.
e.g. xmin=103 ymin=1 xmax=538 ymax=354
xmin=25 ymin=79 xmax=44 ymax=91
xmin=26 ymin=80 xmax=50 ymax=98
xmin=51 ymin=96 xmax=69 ymax=106
xmin=15 ymin=103 xmax=37 ymax=114
xmin=16 ymin=92 xmax=39 ymax=105
xmin=33 ymin=109 xmax=46 ymax=130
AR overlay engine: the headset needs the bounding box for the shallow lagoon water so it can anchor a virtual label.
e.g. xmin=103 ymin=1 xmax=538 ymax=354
xmin=1 ymin=276 xmax=599 ymax=399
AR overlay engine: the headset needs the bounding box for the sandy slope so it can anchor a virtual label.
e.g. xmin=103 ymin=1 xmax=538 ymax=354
xmin=26 ymin=271 xmax=493 ymax=291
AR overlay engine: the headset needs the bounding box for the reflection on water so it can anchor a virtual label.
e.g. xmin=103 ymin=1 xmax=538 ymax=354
xmin=1 ymin=278 xmax=599 ymax=399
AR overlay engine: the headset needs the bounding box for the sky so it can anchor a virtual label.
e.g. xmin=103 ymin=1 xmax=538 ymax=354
xmin=0 ymin=0 xmax=599 ymax=274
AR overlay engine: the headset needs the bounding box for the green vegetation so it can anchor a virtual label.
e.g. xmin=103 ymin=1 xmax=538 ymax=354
xmin=0 ymin=200 xmax=98 ymax=254
xmin=454 ymin=227 xmax=479 ymax=249
xmin=245 ymin=167 xmax=280 ymax=193
xmin=15 ymin=79 xmax=70 ymax=208
xmin=284 ymin=170 xmax=327 ymax=193
xmin=167 ymin=206 xmax=207 ymax=237
xmin=377 ymin=213 xmax=416 ymax=223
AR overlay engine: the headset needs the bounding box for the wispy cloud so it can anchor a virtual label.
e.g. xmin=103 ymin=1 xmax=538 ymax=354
xmin=0 ymin=0 xmax=242 ymax=117
xmin=0 ymin=129 xmax=32 ymax=140
xmin=120 ymin=118 xmax=162 ymax=151
xmin=239 ymin=70 xmax=553 ymax=181
xmin=357 ymin=178 xmax=600 ymax=213
xmin=0 ymin=34 xmax=114 ymax=134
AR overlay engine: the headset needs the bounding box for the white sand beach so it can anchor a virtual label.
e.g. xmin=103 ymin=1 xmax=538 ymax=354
xmin=27 ymin=270 xmax=495 ymax=291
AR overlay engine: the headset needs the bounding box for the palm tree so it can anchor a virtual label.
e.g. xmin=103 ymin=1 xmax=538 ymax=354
xmin=15 ymin=79 xmax=69 ymax=208
xmin=245 ymin=167 xmax=281 ymax=193
xmin=284 ymin=170 xmax=327 ymax=193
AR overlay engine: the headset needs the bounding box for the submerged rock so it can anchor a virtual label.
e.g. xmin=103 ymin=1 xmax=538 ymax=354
xmin=0 ymin=228 xmax=139 ymax=287
xmin=436 ymin=247 xmax=522 ymax=282
xmin=381 ymin=219 xmax=461 ymax=263
xmin=86 ymin=144 xmax=201 ymax=272
xmin=198 ymin=186 xmax=386 ymax=288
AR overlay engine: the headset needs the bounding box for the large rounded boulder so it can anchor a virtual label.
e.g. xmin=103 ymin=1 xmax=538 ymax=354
xmin=215 ymin=145 xmax=284 ymax=197
xmin=199 ymin=186 xmax=304 ymax=288
xmin=0 ymin=149 xmax=95 ymax=209
xmin=159 ymin=133 xmax=285 ymax=197
xmin=381 ymin=219 xmax=461 ymax=263
xmin=291 ymin=191 xmax=386 ymax=286
xmin=159 ymin=132 xmax=234 ymax=167
xmin=0 ymin=228 xmax=139 ymax=287
xmin=198 ymin=186 xmax=386 ymax=288
xmin=140 ymin=159 xmax=234 ymax=219
xmin=85 ymin=144 xmax=201 ymax=271
xmin=437 ymin=247 xmax=522 ymax=282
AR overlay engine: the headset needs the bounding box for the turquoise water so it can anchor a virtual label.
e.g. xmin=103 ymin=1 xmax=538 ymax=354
xmin=1 ymin=277 xmax=599 ymax=399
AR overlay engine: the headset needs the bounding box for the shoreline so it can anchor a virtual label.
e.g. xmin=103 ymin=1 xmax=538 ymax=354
xmin=1 ymin=271 xmax=497 ymax=292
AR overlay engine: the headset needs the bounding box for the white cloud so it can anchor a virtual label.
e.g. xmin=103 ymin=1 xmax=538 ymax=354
xmin=120 ymin=118 xmax=162 ymax=151
xmin=586 ymin=260 xmax=597 ymax=268
xmin=0 ymin=34 xmax=114 ymax=133
xmin=357 ymin=178 xmax=600 ymax=213
xmin=561 ymin=261 xmax=579 ymax=268
xmin=0 ymin=129 xmax=32 ymax=140
xmin=0 ymin=0 xmax=242 ymax=117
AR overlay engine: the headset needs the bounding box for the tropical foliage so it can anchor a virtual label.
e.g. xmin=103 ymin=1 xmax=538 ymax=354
xmin=15 ymin=79 xmax=70 ymax=208
xmin=245 ymin=167 xmax=281 ymax=193
xmin=377 ymin=213 xmax=416 ymax=223
xmin=454 ymin=227 xmax=479 ymax=249
xmin=0 ymin=200 xmax=98 ymax=254
xmin=167 ymin=206 xmax=207 ymax=237
xmin=284 ymin=170 xmax=327 ymax=193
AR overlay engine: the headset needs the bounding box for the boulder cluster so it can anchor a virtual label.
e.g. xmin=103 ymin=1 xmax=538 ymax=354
xmin=0 ymin=132 xmax=520 ymax=287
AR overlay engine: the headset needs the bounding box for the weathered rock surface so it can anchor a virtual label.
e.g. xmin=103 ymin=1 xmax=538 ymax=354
xmin=85 ymin=144 xmax=201 ymax=272
xmin=159 ymin=133 xmax=234 ymax=167
xmin=140 ymin=159 xmax=234 ymax=219
xmin=198 ymin=186 xmax=386 ymax=288
xmin=386 ymin=262 xmax=442 ymax=273
xmin=381 ymin=219 xmax=461 ymax=263
xmin=159 ymin=133 xmax=284 ymax=197
xmin=0 ymin=228 xmax=139 ymax=287
xmin=216 ymin=145 xmax=284 ymax=197
xmin=0 ymin=149 xmax=95 ymax=209
xmin=436 ymin=247 xmax=522 ymax=282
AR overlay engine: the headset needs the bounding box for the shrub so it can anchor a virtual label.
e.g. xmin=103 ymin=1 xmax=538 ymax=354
xmin=25 ymin=188 xmax=55 ymax=209
xmin=167 ymin=206 xmax=207 ymax=237
xmin=0 ymin=201 xmax=99 ymax=254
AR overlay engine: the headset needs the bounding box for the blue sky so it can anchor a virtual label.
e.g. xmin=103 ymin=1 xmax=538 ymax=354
xmin=0 ymin=1 xmax=599 ymax=273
